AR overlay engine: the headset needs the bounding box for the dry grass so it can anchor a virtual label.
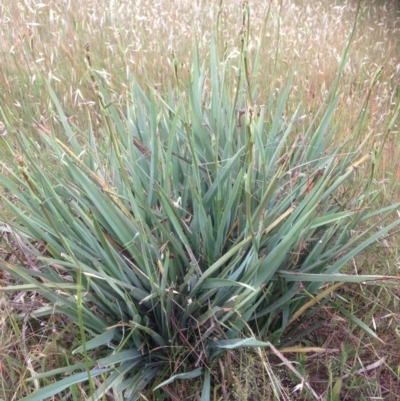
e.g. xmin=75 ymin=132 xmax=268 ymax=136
xmin=0 ymin=0 xmax=400 ymax=400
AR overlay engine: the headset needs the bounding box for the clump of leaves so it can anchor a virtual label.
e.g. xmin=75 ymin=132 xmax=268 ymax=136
xmin=1 ymin=9 xmax=400 ymax=401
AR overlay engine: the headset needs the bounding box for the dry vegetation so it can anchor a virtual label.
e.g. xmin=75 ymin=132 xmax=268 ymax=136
xmin=1 ymin=0 xmax=400 ymax=400
xmin=0 ymin=0 xmax=399 ymax=187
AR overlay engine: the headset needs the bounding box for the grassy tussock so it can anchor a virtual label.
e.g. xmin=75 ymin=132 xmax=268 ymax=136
xmin=0 ymin=0 xmax=400 ymax=400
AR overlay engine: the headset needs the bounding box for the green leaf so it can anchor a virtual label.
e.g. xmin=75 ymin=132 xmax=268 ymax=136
xmin=334 ymin=303 xmax=383 ymax=343
xmin=153 ymin=368 xmax=203 ymax=390
xmin=275 ymin=271 xmax=399 ymax=283
xmin=27 ymin=362 xmax=98 ymax=381
xmin=202 ymin=278 xmax=256 ymax=290
xmin=46 ymin=81 xmax=81 ymax=154
xmin=202 ymin=147 xmax=245 ymax=207
xmin=130 ymin=321 xmax=166 ymax=347
xmin=200 ymin=369 xmax=211 ymax=401
xmin=309 ymin=211 xmax=354 ymax=229
xmin=210 ymin=338 xmax=271 ymax=349
xmin=73 ymin=328 xmax=116 ymax=354
xmin=97 ymin=349 xmax=144 ymax=367
xmin=18 ymin=369 xmax=111 ymax=401
xmin=0 ymin=283 xmax=77 ymax=292
xmin=331 ymin=378 xmax=343 ymax=401
xmin=192 ymin=234 xmax=254 ymax=292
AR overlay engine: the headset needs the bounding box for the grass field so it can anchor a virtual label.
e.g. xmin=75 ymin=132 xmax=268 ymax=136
xmin=1 ymin=0 xmax=400 ymax=400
